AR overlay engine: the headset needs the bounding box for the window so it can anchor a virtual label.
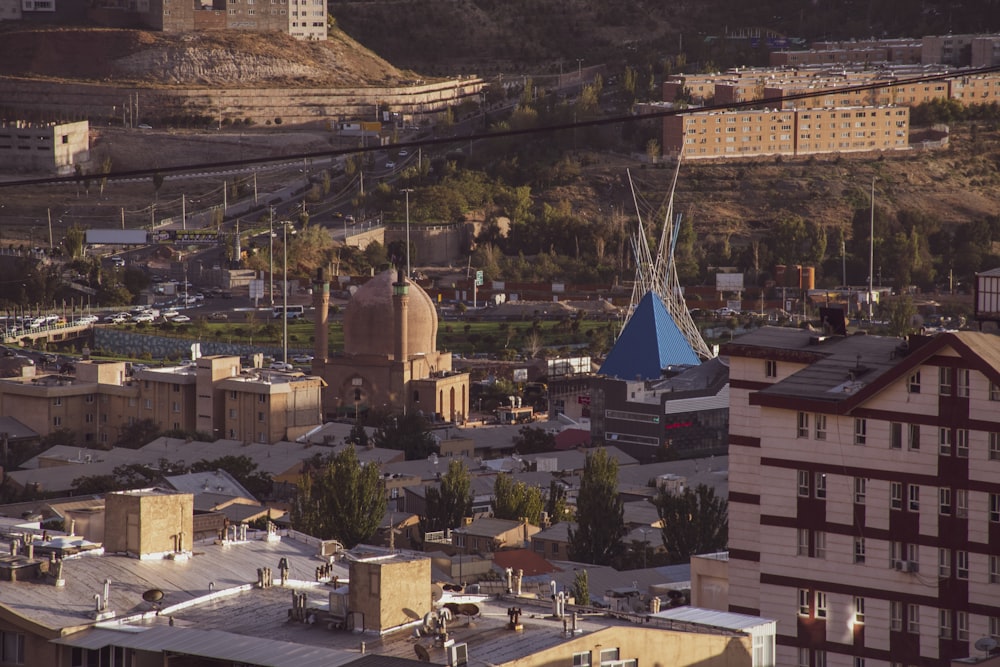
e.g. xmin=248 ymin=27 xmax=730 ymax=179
xmin=257 ymin=411 xmax=264 ymax=422
xmin=854 ymin=660 xmax=865 ymax=667
xmin=855 ymin=596 xmax=865 ymax=623
xmin=814 ymin=414 xmax=827 ymax=440
xmin=991 ymin=493 xmax=1000 ymax=522
xmin=890 ymin=422 xmax=902 ymax=449
xmin=854 ymin=477 xmax=867 ymax=504
xmin=798 ymin=470 xmax=810 ymax=497
xmin=939 ymin=609 xmax=952 ymax=639
xmin=991 ymin=381 xmax=1000 ymax=402
xmin=956 ymin=429 xmax=969 ymax=458
xmin=992 ymin=616 xmax=1000 ymax=640
xmin=908 ymin=371 xmax=921 ymax=393
xmin=891 ymin=601 xmax=903 ymax=631
xmin=854 ymin=418 xmax=867 ymax=445
xmin=939 ymin=427 xmax=952 ymax=455
xmin=815 ymin=472 xmax=827 ymax=499
xmin=573 ymin=653 xmax=592 ymax=667
xmin=957 ymin=368 xmax=970 ymax=397
xmin=907 ymin=543 xmax=919 ymax=566
xmin=890 ymin=541 xmax=903 ymax=565
xmin=938 ymin=548 xmax=951 ymax=577
xmin=957 ymin=489 xmax=969 ymax=518
xmin=85 ymin=394 xmax=94 ymax=404
xmin=939 ymin=367 xmax=952 ymax=396
xmin=765 ymin=359 xmax=777 ymax=377
xmin=52 ymin=416 xmax=61 ymax=427
xmin=258 ymin=394 xmax=266 ymax=403
xmin=957 ymin=611 xmax=969 ymax=641
xmin=908 ymin=424 xmax=920 ymax=450
xmin=891 ymin=482 xmax=903 ymax=510
xmin=228 ymin=408 xmax=236 ymax=419
xmin=52 ymin=396 xmax=62 ymax=407
xmin=85 ymin=413 xmax=94 ymax=424
xmin=908 ymin=604 xmax=920 ymax=634
xmin=815 ymin=650 xmax=826 ymax=667
xmin=797 ymin=529 xmax=809 ymax=556
xmin=144 ymin=399 xmax=152 ymax=409
xmin=854 ymin=537 xmax=866 ymax=563
xmin=798 ymin=589 xmax=810 ymax=615
xmin=0 ymin=630 xmax=24 ymax=664
xmin=991 ymin=555 xmax=1000 ymax=584
xmin=940 ymin=488 xmax=952 ymax=515
xmin=230 ymin=390 xmax=237 ymax=400
xmin=815 ymin=591 xmax=828 ymax=618
xmin=172 ymin=401 xmax=180 ymax=413
xmin=992 ymin=433 xmax=1000 ymax=460
xmin=798 ymin=648 xmax=809 ymax=667
xmin=797 ymin=412 xmax=809 ymax=438
xmin=815 ymin=531 xmax=826 ymax=559
xmin=957 ymin=551 xmax=969 ymax=579
xmin=599 ymin=648 xmax=619 ymax=666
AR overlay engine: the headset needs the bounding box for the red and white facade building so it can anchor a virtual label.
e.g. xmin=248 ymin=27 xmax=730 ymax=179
xmin=723 ymin=327 xmax=1000 ymax=667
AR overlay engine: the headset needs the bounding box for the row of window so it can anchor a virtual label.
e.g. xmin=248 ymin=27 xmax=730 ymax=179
xmin=572 ymin=648 xmax=634 ymax=667
xmin=798 ymin=591 xmax=977 ymax=640
xmin=800 ymin=413 xmax=1000 ymax=458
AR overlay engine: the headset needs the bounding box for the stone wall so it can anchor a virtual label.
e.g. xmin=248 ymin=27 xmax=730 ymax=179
xmin=94 ymin=327 xmax=311 ymax=360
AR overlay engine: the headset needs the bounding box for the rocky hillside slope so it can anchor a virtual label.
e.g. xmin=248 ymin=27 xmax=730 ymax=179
xmin=0 ymin=26 xmax=410 ymax=86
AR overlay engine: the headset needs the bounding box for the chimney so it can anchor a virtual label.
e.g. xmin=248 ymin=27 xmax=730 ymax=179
xmin=313 ymin=267 xmax=330 ymax=366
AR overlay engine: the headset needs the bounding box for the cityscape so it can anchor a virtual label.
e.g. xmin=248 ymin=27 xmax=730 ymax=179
xmin=0 ymin=3 xmax=1000 ymax=667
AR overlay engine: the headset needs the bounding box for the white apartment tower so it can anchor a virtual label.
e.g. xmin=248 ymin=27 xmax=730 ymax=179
xmin=724 ymin=327 xmax=1000 ymax=667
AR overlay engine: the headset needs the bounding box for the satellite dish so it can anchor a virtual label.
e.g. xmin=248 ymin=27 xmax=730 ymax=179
xmin=414 ymin=644 xmax=431 ymax=662
xmin=975 ymin=637 xmax=998 ymax=654
xmin=142 ymin=589 xmax=164 ymax=603
xmin=457 ymin=603 xmax=480 ymax=618
xmin=422 ymin=611 xmax=439 ymax=633
xmin=444 ymin=602 xmax=461 ymax=616
xmin=431 ymin=584 xmax=445 ymax=602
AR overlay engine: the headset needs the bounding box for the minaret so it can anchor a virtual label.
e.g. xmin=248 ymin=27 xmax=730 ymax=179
xmin=312 ymin=267 xmax=330 ymax=367
xmin=392 ymin=268 xmax=409 ymax=362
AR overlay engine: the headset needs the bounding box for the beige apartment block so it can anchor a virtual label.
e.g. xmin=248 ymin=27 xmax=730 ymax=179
xmin=0 ymin=120 xmax=89 ymax=174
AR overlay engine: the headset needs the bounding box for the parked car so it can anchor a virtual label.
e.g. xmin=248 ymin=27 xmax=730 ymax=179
xmin=209 ymin=312 xmax=229 ymax=321
xmin=161 ymin=309 xmax=180 ymax=319
xmin=171 ymin=315 xmax=191 ymax=323
xmin=385 ymin=161 xmax=396 ymax=169
xmin=269 ymin=361 xmax=294 ymax=371
xmin=291 ymin=354 xmax=314 ymax=364
xmin=76 ymin=315 xmax=99 ymax=325
xmin=133 ymin=313 xmax=156 ymax=324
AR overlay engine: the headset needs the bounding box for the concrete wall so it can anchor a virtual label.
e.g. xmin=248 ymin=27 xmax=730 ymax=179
xmin=349 ymin=557 xmax=431 ymax=632
xmin=0 ymin=77 xmax=485 ymax=128
xmin=104 ymin=491 xmax=194 ymax=557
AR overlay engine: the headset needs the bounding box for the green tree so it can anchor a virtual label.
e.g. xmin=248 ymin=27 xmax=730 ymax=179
xmin=421 ymin=459 xmax=471 ymax=535
xmin=545 ymin=480 xmax=569 ymax=524
xmin=115 ymin=418 xmax=161 ymax=449
xmin=513 ymin=426 xmax=554 ymax=454
xmin=882 ymin=296 xmax=917 ymax=337
xmin=653 ymin=483 xmax=728 ymax=564
xmin=568 ymin=449 xmax=626 ymax=565
xmin=63 ymin=224 xmax=86 ymax=260
xmin=570 ymin=569 xmax=589 ymax=605
xmin=291 ymin=445 xmax=386 ymax=548
xmin=374 ymin=412 xmax=437 ymax=460
xmin=491 ymin=473 xmax=544 ymax=525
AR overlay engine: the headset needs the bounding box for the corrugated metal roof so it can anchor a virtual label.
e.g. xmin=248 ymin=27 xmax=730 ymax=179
xmin=600 ymin=292 xmax=699 ymax=381
xmin=53 ymin=625 xmax=359 ymax=667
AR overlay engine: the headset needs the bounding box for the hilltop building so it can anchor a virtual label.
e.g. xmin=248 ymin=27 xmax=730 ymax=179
xmin=724 ymin=327 xmax=1000 ymax=666
xmin=310 ymin=268 xmax=469 ymax=423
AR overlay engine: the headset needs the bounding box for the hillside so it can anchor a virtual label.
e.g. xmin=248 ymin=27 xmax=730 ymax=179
xmin=0 ymin=26 xmax=411 ymax=86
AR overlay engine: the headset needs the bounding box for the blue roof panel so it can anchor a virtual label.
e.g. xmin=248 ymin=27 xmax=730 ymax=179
xmin=599 ymin=292 xmax=699 ymax=380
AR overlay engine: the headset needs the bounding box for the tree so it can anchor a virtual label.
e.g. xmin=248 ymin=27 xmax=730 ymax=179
xmin=570 ymin=569 xmax=589 ymax=605
xmin=374 ymin=412 xmax=437 ymax=460
xmin=492 ymin=473 xmax=544 ymax=525
xmin=882 ymin=296 xmax=917 ymax=337
xmin=115 ymin=418 xmax=161 ymax=448
xmin=63 ymin=224 xmax=86 ymax=260
xmin=545 ymin=480 xmax=569 ymax=524
xmin=420 ymin=459 xmax=471 ymax=536
xmin=291 ymin=445 xmax=386 ymax=548
xmin=513 ymin=426 xmax=554 ymax=454
xmin=568 ymin=449 xmax=626 ymax=565
xmin=652 ymin=483 xmax=728 ymax=564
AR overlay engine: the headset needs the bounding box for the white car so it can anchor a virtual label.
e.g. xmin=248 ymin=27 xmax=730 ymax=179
xmin=269 ymin=361 xmax=294 ymax=371
xmin=291 ymin=354 xmax=314 ymax=364
xmin=76 ymin=315 xmax=99 ymax=325
xmin=161 ymin=309 xmax=180 ymax=319
xmin=385 ymin=161 xmax=396 ymax=169
xmin=133 ymin=313 xmax=156 ymax=323
xmin=171 ymin=315 xmax=191 ymax=323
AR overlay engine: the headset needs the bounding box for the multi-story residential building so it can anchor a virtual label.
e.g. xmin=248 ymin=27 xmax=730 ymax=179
xmin=662 ymin=106 xmax=909 ymax=160
xmin=724 ymin=327 xmax=1000 ymax=666
xmin=0 ymin=120 xmax=89 ymax=174
xmin=0 ymin=356 xmax=323 ymax=445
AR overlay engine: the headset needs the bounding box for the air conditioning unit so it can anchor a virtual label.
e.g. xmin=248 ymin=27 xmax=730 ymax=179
xmin=905 ymin=561 xmax=919 ymax=573
xmin=447 ymin=643 xmax=469 ymax=667
xmin=893 ymin=560 xmax=904 ymax=571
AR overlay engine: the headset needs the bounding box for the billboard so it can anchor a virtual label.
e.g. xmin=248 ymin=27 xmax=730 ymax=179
xmin=716 ymin=272 xmax=744 ymax=292
xmin=174 ymin=230 xmax=220 ymax=244
xmin=85 ymin=229 xmax=149 ymax=245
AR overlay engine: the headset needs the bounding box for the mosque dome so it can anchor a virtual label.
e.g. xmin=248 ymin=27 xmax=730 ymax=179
xmin=343 ymin=269 xmax=438 ymax=357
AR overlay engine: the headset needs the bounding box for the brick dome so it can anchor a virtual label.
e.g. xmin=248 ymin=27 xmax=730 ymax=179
xmin=343 ymin=269 xmax=438 ymax=357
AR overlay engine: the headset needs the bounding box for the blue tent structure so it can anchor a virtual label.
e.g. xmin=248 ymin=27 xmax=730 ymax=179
xmin=599 ymin=291 xmax=700 ymax=380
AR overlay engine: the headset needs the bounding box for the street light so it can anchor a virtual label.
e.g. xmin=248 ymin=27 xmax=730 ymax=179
xmin=282 ymin=220 xmax=291 ymax=366
xmin=576 ymin=58 xmax=584 ymax=95
xmin=401 ymin=188 xmax=413 ymax=278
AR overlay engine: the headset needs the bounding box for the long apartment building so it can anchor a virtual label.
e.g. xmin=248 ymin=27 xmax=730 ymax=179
xmin=769 ymin=34 xmax=1000 ymax=68
xmin=723 ymin=327 xmax=1000 ymax=667
xmin=0 ymin=356 xmax=323 ymax=446
xmin=662 ymin=105 xmax=908 ymax=159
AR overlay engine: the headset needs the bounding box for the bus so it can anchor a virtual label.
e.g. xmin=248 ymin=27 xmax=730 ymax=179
xmin=273 ymin=305 xmax=305 ymax=319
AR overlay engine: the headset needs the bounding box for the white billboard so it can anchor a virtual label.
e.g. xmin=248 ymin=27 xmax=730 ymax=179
xmin=716 ymin=272 xmax=744 ymax=292
xmin=86 ymin=229 xmax=149 ymax=245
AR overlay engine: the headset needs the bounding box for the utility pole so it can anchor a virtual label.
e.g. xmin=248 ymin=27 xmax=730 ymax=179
xmin=47 ymin=209 xmax=53 ymax=250
xmin=182 ymin=194 xmax=187 ymax=230
xmin=282 ymin=221 xmax=289 ymax=365
xmin=868 ymin=176 xmax=876 ymax=323
xmin=269 ymin=206 xmax=275 ymax=306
